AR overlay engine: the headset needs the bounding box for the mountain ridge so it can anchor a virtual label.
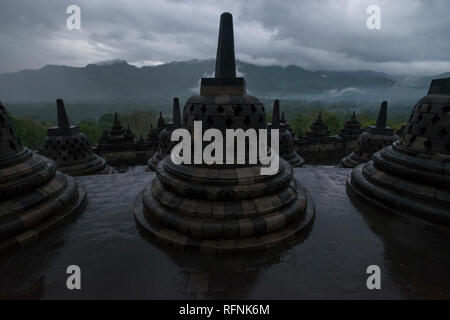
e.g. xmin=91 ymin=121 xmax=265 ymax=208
xmin=0 ymin=59 xmax=442 ymax=103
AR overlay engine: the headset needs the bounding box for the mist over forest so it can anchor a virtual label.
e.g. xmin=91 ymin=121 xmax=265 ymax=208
xmin=1 ymin=59 xmax=438 ymax=105
xmin=2 ymin=58 xmax=440 ymax=150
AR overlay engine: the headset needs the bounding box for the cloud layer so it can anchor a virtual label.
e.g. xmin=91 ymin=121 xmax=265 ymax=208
xmin=1 ymin=0 xmax=449 ymax=75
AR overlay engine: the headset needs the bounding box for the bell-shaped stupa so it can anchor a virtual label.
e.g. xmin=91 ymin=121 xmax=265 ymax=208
xmin=269 ymin=100 xmax=304 ymax=167
xmin=347 ymin=79 xmax=450 ymax=226
xmin=0 ymin=102 xmax=87 ymax=254
xmin=148 ymin=98 xmax=182 ymax=171
xmin=340 ymin=101 xmax=399 ymax=168
xmin=42 ymin=99 xmax=113 ymax=176
xmin=134 ymin=12 xmax=315 ymax=253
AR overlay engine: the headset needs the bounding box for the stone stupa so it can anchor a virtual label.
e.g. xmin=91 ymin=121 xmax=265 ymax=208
xmin=347 ymin=79 xmax=450 ymax=227
xmin=148 ymin=98 xmax=182 ymax=171
xmin=269 ymin=100 xmax=304 ymax=167
xmin=0 ymin=102 xmax=87 ymax=254
xmin=156 ymin=111 xmax=167 ymax=133
xmin=339 ymin=111 xmax=363 ymax=141
xmin=95 ymin=112 xmax=153 ymax=167
xmin=306 ymin=112 xmax=330 ymax=140
xmin=340 ymin=101 xmax=399 ymax=168
xmin=96 ymin=112 xmax=137 ymax=156
xmin=42 ymin=99 xmax=113 ymax=176
xmin=134 ymin=12 xmax=315 ymax=253
xmin=104 ymin=113 xmax=135 ymax=145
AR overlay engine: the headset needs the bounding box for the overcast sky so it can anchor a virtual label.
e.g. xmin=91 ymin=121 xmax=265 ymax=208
xmin=0 ymin=0 xmax=449 ymax=75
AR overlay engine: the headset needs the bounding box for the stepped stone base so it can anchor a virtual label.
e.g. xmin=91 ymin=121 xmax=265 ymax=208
xmin=0 ymin=169 xmax=87 ymax=254
xmin=0 ymin=100 xmax=89 ymax=255
xmin=347 ymin=87 xmax=450 ymax=228
xmin=134 ymin=178 xmax=314 ymax=253
xmin=135 ymin=157 xmax=315 ymax=254
xmin=340 ymin=152 xmax=361 ymax=168
xmin=347 ymin=147 xmax=450 ymax=228
xmin=56 ymin=154 xmax=115 ymax=176
xmin=284 ymin=152 xmax=305 ymax=168
xmin=148 ymin=151 xmax=164 ymax=171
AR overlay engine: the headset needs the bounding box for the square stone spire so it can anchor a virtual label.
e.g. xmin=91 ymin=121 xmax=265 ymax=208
xmin=200 ymin=12 xmax=246 ymax=96
xmin=47 ymin=99 xmax=80 ymax=136
xmin=367 ymin=101 xmax=394 ymax=135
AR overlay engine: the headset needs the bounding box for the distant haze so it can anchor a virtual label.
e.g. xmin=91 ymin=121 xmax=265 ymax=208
xmin=1 ymin=0 xmax=450 ymax=76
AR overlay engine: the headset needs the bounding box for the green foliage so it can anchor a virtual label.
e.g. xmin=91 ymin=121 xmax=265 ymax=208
xmin=119 ymin=111 xmax=158 ymax=140
xmin=78 ymin=120 xmax=105 ymax=146
xmin=291 ymin=113 xmax=310 ymax=136
xmin=317 ymin=111 xmax=345 ymax=135
xmin=99 ymin=113 xmax=115 ymax=124
xmin=7 ymin=99 xmax=409 ymax=149
xmin=290 ymin=110 xmax=345 ymax=136
xmin=77 ymin=111 xmax=158 ymax=145
xmin=11 ymin=117 xmax=48 ymax=150
xmin=9 ymin=110 xmax=159 ymax=149
xmin=262 ymin=99 xmax=410 ymax=137
xmin=289 ymin=108 xmax=407 ymax=137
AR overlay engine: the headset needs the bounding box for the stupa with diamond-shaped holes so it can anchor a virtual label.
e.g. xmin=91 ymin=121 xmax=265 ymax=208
xmin=42 ymin=99 xmax=114 ymax=176
xmin=340 ymin=102 xmax=399 ymax=168
xmin=347 ymin=79 xmax=450 ymax=226
xmin=134 ymin=12 xmax=315 ymax=253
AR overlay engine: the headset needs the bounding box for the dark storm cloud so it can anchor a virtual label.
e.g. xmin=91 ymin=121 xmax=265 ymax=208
xmin=0 ymin=0 xmax=449 ymax=75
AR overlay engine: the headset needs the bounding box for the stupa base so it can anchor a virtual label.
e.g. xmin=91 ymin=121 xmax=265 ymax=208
xmin=340 ymin=152 xmax=362 ymax=168
xmin=58 ymin=155 xmax=115 ymax=176
xmin=0 ymin=173 xmax=87 ymax=254
xmin=134 ymin=176 xmax=315 ymax=254
xmin=347 ymin=163 xmax=450 ymax=229
xmin=284 ymin=152 xmax=305 ymax=168
xmin=148 ymin=152 xmax=164 ymax=171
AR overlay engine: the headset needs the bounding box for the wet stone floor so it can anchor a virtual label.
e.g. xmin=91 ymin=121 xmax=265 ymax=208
xmin=1 ymin=167 xmax=450 ymax=299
